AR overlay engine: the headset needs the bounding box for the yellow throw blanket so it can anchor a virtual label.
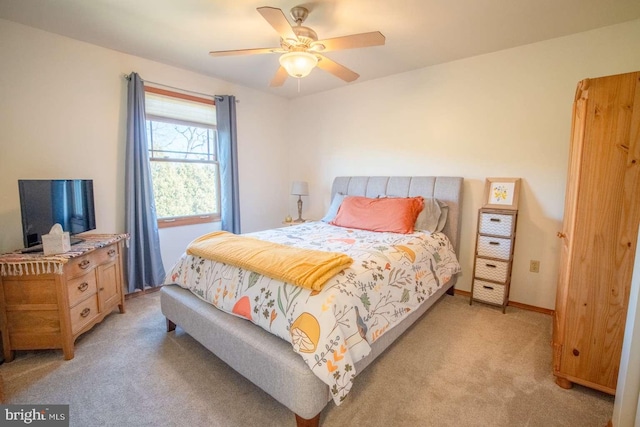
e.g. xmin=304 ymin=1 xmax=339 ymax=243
xmin=186 ymin=231 xmax=354 ymax=291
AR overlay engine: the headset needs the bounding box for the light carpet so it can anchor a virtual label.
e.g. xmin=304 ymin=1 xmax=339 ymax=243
xmin=1 ymin=292 xmax=614 ymax=426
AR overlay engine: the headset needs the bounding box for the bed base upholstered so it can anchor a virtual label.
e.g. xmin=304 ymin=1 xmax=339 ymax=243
xmin=161 ymin=176 xmax=463 ymax=426
xmin=161 ymin=279 xmax=454 ymax=424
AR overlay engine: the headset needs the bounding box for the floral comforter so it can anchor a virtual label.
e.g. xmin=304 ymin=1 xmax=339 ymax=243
xmin=164 ymin=221 xmax=460 ymax=404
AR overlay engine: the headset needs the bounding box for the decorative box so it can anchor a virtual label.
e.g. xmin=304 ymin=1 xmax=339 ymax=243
xmin=42 ymin=224 xmax=71 ymax=255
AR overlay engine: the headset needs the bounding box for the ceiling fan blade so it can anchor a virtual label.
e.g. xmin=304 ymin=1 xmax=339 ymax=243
xmin=270 ymin=66 xmax=289 ymax=87
xmin=316 ymin=55 xmax=359 ymax=83
xmin=313 ymin=31 xmax=385 ymax=52
xmin=209 ymin=47 xmax=282 ymax=57
xmin=257 ymin=6 xmax=298 ymax=42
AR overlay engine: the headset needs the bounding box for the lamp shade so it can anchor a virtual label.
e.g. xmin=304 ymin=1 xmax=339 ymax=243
xmin=291 ymin=181 xmax=309 ymax=196
xmin=279 ymin=52 xmax=318 ymax=78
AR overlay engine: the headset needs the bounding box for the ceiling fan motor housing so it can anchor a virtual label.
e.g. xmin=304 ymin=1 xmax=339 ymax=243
xmin=285 ymin=6 xmax=319 ymax=48
xmin=281 ymin=26 xmax=319 ymax=51
xmin=293 ymin=26 xmax=317 ymax=43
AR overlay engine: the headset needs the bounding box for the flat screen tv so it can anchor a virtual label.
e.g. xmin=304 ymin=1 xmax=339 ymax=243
xmin=18 ymin=179 xmax=96 ymax=249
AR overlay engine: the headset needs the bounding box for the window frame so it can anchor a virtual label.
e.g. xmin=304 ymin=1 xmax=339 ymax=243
xmin=144 ymin=86 xmax=220 ymax=228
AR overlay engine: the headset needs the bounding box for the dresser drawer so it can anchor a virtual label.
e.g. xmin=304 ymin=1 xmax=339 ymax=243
xmin=66 ymin=247 xmax=118 ymax=280
xmin=93 ymin=245 xmax=120 ymax=266
xmin=479 ymin=212 xmax=514 ymax=237
xmin=67 ymin=271 xmax=98 ymax=308
xmin=473 ymin=280 xmax=506 ymax=305
xmin=475 ymin=259 xmax=509 ymax=283
xmin=65 ymin=252 xmax=98 ymax=279
xmin=70 ymin=295 xmax=99 ymax=335
xmin=477 ymin=236 xmax=512 ymax=260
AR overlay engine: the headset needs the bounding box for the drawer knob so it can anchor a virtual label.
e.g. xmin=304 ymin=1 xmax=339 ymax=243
xmin=78 ymin=282 xmax=89 ymax=292
xmin=557 ymin=232 xmax=566 ymax=239
xmin=482 ymin=285 xmax=494 ymax=290
xmin=107 ymin=249 xmax=116 ymax=257
xmin=79 ymin=260 xmax=91 ymax=269
xmin=485 ymin=264 xmax=497 ymax=268
xmin=489 ymin=241 xmax=500 ymax=245
xmin=490 ymin=218 xmax=501 ymax=222
xmin=80 ymin=307 xmax=91 ymax=318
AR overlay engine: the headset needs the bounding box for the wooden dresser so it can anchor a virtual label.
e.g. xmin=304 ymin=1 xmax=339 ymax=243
xmin=0 ymin=234 xmax=127 ymax=361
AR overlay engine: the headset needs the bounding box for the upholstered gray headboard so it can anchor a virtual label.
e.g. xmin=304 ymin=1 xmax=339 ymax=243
xmin=331 ymin=176 xmax=464 ymax=257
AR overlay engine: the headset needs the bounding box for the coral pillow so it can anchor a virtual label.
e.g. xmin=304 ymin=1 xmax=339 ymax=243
xmin=330 ymin=196 xmax=424 ymax=234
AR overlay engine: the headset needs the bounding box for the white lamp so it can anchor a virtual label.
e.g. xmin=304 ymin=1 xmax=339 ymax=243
xmin=291 ymin=181 xmax=309 ymax=223
xmin=279 ymin=52 xmax=318 ymax=78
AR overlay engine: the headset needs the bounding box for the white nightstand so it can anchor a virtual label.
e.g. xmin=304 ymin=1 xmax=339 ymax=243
xmin=470 ymin=208 xmax=518 ymax=313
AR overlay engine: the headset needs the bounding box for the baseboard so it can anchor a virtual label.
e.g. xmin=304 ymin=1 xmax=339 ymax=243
xmin=125 ymin=286 xmax=162 ymax=300
xmin=454 ymin=289 xmax=554 ymax=316
xmin=508 ymin=300 xmax=554 ymax=316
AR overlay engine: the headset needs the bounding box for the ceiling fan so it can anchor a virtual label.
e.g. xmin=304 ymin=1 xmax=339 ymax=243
xmin=209 ymin=6 xmax=385 ymax=87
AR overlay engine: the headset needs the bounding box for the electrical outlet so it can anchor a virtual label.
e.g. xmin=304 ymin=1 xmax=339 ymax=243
xmin=530 ymin=260 xmax=540 ymax=273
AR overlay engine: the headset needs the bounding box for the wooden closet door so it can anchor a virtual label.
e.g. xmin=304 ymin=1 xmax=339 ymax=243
xmin=556 ymin=72 xmax=640 ymax=393
xmin=553 ymin=80 xmax=589 ymax=382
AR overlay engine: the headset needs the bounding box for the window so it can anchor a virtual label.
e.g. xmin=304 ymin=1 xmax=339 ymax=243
xmin=144 ymin=87 xmax=219 ymax=228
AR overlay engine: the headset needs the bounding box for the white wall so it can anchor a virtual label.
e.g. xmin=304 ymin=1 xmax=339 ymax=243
xmin=0 ymin=20 xmax=290 ymax=264
xmin=285 ymin=19 xmax=640 ymax=310
xmin=2 ymin=17 xmax=639 ymax=309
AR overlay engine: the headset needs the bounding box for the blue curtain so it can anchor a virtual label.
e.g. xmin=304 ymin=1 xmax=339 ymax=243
xmin=216 ymin=95 xmax=241 ymax=234
xmin=125 ymin=72 xmax=166 ymax=292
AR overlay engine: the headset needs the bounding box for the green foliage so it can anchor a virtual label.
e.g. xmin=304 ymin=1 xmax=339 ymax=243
xmin=146 ymin=119 xmax=219 ymax=219
xmin=150 ymin=162 xmax=218 ymax=218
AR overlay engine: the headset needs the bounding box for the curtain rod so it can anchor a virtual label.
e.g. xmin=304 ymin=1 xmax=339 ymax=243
xmin=122 ymin=73 xmax=238 ymax=102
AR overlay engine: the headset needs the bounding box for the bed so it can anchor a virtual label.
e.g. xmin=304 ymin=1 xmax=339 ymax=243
xmin=160 ymin=176 xmax=463 ymax=426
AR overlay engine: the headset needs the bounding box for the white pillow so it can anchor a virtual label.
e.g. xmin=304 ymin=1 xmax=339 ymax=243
xmin=321 ymin=193 xmax=346 ymax=222
xmin=435 ymin=203 xmax=449 ymax=232
xmin=415 ymin=198 xmax=448 ymax=232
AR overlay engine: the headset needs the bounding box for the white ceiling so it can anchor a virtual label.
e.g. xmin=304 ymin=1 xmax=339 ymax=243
xmin=2 ymin=0 xmax=640 ymax=99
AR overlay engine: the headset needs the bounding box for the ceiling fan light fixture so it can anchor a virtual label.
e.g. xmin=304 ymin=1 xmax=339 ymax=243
xmin=279 ymin=51 xmax=318 ymax=78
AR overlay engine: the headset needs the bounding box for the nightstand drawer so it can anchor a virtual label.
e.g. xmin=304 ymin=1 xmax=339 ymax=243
xmin=475 ymin=259 xmax=509 ymax=283
xmin=477 ymin=236 xmax=512 ymax=260
xmin=479 ymin=212 xmax=513 ymax=237
xmin=472 ymin=280 xmax=506 ymax=305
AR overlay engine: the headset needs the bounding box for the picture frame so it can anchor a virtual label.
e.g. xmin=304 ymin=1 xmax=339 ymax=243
xmin=483 ymin=178 xmax=521 ymax=210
